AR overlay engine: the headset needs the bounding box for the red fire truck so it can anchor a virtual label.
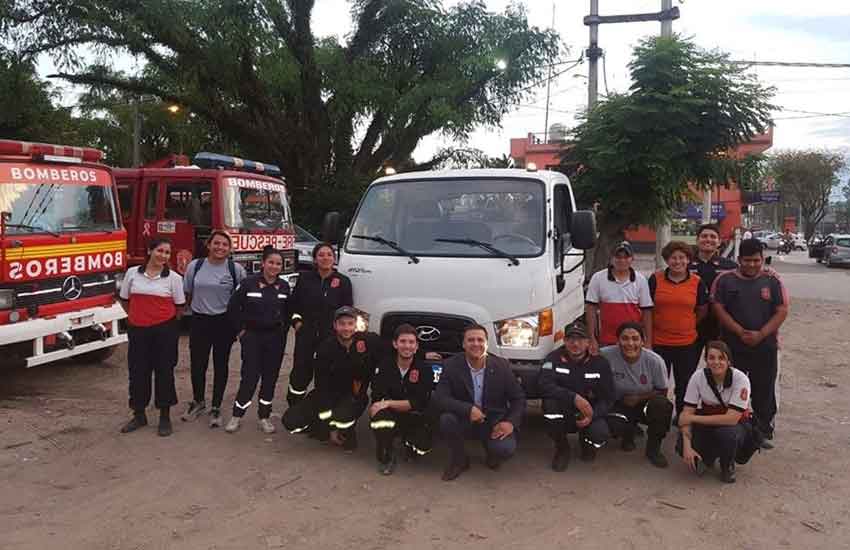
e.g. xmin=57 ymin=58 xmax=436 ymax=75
xmin=0 ymin=140 xmax=128 ymax=368
xmin=114 ymin=152 xmax=297 ymax=284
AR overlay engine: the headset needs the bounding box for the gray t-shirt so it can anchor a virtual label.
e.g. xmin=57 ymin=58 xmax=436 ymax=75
xmin=184 ymin=258 xmax=247 ymax=315
xmin=600 ymin=346 xmax=668 ymax=401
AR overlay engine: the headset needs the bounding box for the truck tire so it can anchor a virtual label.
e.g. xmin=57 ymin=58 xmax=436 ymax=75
xmin=76 ymin=346 xmax=117 ymax=364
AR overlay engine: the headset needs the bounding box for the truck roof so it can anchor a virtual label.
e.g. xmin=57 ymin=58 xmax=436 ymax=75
xmin=112 ymin=166 xmax=286 ymax=184
xmin=370 ymin=168 xmax=566 ymax=187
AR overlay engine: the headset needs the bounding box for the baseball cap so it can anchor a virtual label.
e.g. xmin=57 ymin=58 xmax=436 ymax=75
xmin=613 ymin=241 xmax=634 ymax=257
xmin=334 ymin=306 xmax=358 ymax=321
xmin=564 ymin=320 xmax=589 ymax=339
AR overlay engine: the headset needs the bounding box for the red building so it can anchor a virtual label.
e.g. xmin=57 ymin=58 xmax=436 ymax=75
xmin=509 ymin=128 xmax=774 ymax=243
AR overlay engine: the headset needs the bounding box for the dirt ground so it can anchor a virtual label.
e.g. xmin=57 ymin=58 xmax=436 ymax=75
xmin=2 ymin=298 xmax=849 ymax=550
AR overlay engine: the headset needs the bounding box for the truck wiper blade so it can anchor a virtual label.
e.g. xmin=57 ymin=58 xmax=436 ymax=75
xmin=435 ymin=238 xmax=520 ymax=266
xmin=61 ymin=225 xmax=114 ymax=234
xmin=3 ymin=222 xmax=60 ymax=237
xmin=351 ymin=234 xmax=420 ymax=264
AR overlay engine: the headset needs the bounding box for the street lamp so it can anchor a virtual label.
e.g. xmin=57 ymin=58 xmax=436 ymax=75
xmin=167 ymin=104 xmax=180 ymax=114
xmin=495 ymin=59 xmax=508 ymax=71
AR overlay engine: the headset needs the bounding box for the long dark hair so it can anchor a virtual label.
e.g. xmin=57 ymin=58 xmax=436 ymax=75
xmin=142 ymin=238 xmax=172 ymax=276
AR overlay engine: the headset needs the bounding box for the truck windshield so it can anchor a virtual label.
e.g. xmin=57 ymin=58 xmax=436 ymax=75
xmin=0 ymin=181 xmax=119 ymax=235
xmin=346 ymin=178 xmax=546 ymax=258
xmin=222 ymin=181 xmax=292 ymax=230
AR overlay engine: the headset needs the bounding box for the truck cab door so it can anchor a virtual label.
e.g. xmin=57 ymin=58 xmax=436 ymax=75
xmin=135 ymin=178 xmax=160 ymax=265
xmin=157 ymin=178 xmax=213 ymax=274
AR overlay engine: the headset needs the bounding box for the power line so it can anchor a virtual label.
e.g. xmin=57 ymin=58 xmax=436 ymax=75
xmin=515 ymin=58 xmax=585 ymax=94
xmin=733 ymin=60 xmax=850 ymax=69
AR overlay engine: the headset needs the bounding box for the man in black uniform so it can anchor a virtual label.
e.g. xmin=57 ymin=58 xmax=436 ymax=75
xmin=282 ymin=306 xmax=382 ymax=451
xmin=369 ymin=324 xmax=435 ymax=475
xmin=712 ymin=238 xmax=788 ymax=446
xmin=688 ymin=224 xmax=738 ymax=357
xmin=540 ymin=320 xmax=615 ymax=471
xmin=286 ymin=243 xmax=353 ymax=406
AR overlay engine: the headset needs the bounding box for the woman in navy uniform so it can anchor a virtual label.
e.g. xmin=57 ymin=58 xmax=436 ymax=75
xmin=678 ymin=340 xmax=754 ymax=483
xmin=369 ymin=324 xmax=435 ymax=475
xmin=286 ymin=243 xmax=353 ymax=405
xmin=224 ymin=246 xmax=291 ymax=434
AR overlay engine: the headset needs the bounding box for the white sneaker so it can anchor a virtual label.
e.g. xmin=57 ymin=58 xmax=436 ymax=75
xmin=225 ymin=417 xmax=241 ymax=433
xmin=258 ymin=418 xmax=276 ymax=434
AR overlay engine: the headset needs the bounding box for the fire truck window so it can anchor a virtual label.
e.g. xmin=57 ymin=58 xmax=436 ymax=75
xmin=117 ymin=186 xmax=133 ymax=219
xmin=164 ymin=181 xmax=212 ymax=225
xmin=145 ymin=183 xmax=158 ymax=218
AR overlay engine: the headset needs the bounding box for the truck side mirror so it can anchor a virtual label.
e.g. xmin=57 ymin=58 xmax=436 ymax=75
xmin=570 ymin=210 xmax=597 ymax=250
xmin=321 ymin=211 xmax=341 ymax=244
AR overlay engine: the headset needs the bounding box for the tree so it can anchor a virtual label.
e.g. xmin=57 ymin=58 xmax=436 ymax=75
xmin=5 ymin=0 xmax=559 ymax=227
xmin=559 ymin=36 xmax=775 ymax=271
xmin=769 ymin=150 xmax=846 ymax=240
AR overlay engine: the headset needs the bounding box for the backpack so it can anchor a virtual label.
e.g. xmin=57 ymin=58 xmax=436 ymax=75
xmin=190 ymin=257 xmax=239 ymax=296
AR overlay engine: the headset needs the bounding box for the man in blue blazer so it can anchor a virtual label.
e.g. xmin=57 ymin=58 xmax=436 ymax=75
xmin=433 ymin=324 xmax=526 ymax=481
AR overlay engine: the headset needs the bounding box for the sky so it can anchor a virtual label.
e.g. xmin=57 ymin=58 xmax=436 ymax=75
xmin=43 ymin=0 xmax=850 ymax=164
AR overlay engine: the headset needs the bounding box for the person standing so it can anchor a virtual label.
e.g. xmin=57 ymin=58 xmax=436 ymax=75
xmin=433 ymin=325 xmax=526 ymax=481
xmin=649 ymin=241 xmax=709 ymax=416
xmin=688 ymin=224 xmax=737 ymax=357
xmin=282 ymin=306 xmax=382 ymax=452
xmin=286 ymin=243 xmax=353 ymax=405
xmin=678 ymin=340 xmax=754 ymax=484
xmin=601 ymin=322 xmax=673 ymax=468
xmin=181 ymin=231 xmax=247 ymax=427
xmin=539 ymin=320 xmax=615 ymax=471
xmin=224 ymin=247 xmax=291 ymax=434
xmin=712 ymin=238 xmax=788 ymax=446
xmin=119 ymin=238 xmax=186 ymax=437
xmin=586 ymin=241 xmax=654 ymax=354
xmin=369 ymin=324 xmax=435 ymax=475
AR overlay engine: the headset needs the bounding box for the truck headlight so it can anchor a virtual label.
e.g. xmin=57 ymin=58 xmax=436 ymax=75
xmin=494 ymin=309 xmax=553 ymax=348
xmin=355 ymin=310 xmax=370 ymax=332
xmin=0 ymin=289 xmax=15 ymax=310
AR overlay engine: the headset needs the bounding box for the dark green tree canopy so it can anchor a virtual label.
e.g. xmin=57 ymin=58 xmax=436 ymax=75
xmin=769 ymin=149 xmax=846 ymax=240
xmin=560 ymin=35 xmax=775 ymax=267
xmin=4 ymin=0 xmax=558 ymax=195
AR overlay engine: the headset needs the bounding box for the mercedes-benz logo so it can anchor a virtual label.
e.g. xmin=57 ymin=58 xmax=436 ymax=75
xmin=62 ymin=276 xmax=83 ymax=300
xmin=416 ymin=325 xmax=441 ymax=342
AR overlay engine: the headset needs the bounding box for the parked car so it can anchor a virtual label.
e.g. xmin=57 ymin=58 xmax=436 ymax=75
xmin=793 ymin=233 xmax=808 ymax=251
xmin=823 ymin=234 xmax=850 ymax=267
xmin=294 ymin=224 xmax=320 ymax=270
xmin=759 ymin=232 xmax=782 ymax=250
xmin=809 ymin=234 xmax=828 ymax=261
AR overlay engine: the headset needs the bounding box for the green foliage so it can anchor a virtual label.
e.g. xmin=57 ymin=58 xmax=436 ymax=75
xmin=559 ymin=36 xmax=775 ymax=268
xmin=4 ymin=0 xmax=560 ymax=223
xmin=769 ymin=149 xmax=846 ymax=239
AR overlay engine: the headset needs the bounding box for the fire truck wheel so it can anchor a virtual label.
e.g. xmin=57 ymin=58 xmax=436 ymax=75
xmin=77 ymin=346 xmax=117 ymax=364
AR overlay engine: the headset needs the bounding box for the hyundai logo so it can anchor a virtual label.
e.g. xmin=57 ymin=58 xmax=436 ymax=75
xmin=62 ymin=276 xmax=83 ymax=301
xmin=416 ymin=325 xmax=441 ymax=342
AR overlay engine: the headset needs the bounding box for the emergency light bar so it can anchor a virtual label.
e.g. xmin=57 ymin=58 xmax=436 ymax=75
xmin=0 ymin=139 xmax=104 ymax=162
xmin=193 ymin=152 xmax=282 ymax=178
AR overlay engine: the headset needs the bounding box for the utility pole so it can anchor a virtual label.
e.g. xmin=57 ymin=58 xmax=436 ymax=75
xmin=655 ymin=0 xmax=674 ymax=269
xmin=583 ymin=1 xmax=680 ymax=268
xmin=543 ymin=2 xmax=556 ymax=143
xmin=132 ymin=98 xmax=142 ymax=167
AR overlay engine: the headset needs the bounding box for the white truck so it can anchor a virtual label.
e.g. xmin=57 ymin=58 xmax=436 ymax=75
xmin=322 ymin=167 xmax=596 ymax=396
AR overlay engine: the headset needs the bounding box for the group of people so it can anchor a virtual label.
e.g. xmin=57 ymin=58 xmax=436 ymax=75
xmin=117 ymin=223 xmax=787 ymax=484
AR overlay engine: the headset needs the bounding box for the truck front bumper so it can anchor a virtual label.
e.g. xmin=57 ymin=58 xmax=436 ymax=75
xmin=0 ymin=303 xmax=127 ymax=368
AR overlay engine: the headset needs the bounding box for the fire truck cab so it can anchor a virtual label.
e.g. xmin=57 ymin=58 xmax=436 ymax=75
xmin=114 ymin=153 xmax=297 ymax=285
xmin=0 ymin=140 xmax=128 ymax=368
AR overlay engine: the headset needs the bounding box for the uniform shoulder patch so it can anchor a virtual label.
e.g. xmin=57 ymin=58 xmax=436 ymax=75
xmin=409 ymin=369 xmax=419 ymax=383
xmin=356 ymin=340 xmax=366 ymax=353
xmin=331 ymin=277 xmax=340 ymax=288
xmin=740 ymin=387 xmax=749 ymax=401
xmin=760 ymin=287 xmax=771 ymax=301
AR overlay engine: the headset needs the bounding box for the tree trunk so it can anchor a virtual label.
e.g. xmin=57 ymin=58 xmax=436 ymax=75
xmin=586 ymin=217 xmax=627 ymax=277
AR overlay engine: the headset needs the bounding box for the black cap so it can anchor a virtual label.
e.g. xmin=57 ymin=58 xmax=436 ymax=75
xmin=613 ymin=241 xmax=634 ymax=257
xmin=564 ymin=320 xmax=589 ymax=338
xmin=334 ymin=306 xmax=358 ymax=321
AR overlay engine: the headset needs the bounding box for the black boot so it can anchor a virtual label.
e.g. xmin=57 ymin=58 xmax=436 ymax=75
xmin=552 ymin=440 xmax=571 ymax=472
xmin=645 ymin=435 xmax=669 ymax=468
xmin=720 ymin=461 xmax=736 ymax=483
xmin=121 ymin=411 xmax=148 ymax=433
xmin=621 ymin=426 xmax=637 ymax=452
xmin=158 ymin=407 xmax=173 ymax=437
xmin=580 ymin=439 xmax=597 ymax=462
